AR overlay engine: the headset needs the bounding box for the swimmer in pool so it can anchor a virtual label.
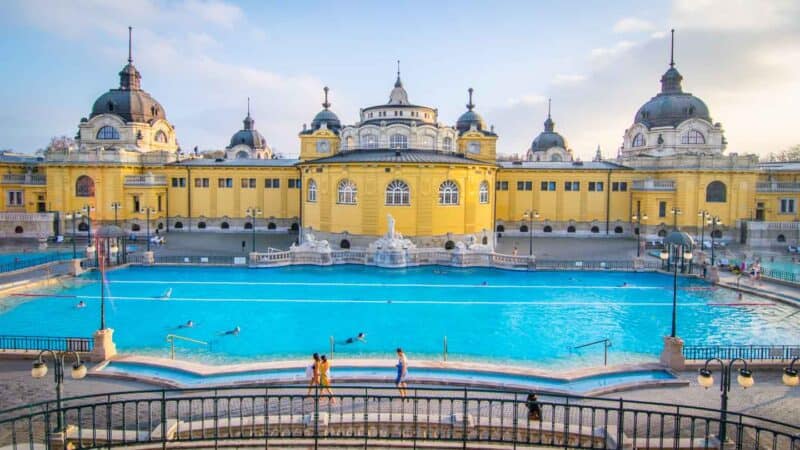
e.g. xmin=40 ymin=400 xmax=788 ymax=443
xmin=76 ymin=301 xmax=86 ymax=309
xmin=621 ymin=282 xmax=628 ymax=287
xmin=178 ymin=320 xmax=194 ymax=329
xmin=220 ymin=326 xmax=240 ymax=336
xmin=343 ymin=332 xmax=367 ymax=344
xmin=158 ymin=288 xmax=172 ymax=300
xmin=481 ymin=281 xmax=488 ymax=286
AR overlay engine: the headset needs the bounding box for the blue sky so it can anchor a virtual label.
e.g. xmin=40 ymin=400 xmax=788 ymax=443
xmin=1 ymin=0 xmax=798 ymax=159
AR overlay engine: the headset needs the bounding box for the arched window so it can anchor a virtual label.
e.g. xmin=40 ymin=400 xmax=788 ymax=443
xmin=154 ymin=130 xmax=168 ymax=143
xmin=442 ymin=137 xmax=452 ymax=151
xmin=479 ymin=181 xmax=489 ymax=204
xmin=389 ymin=134 xmax=408 ymax=149
xmin=340 ymin=239 xmax=351 ymax=249
xmin=361 ymin=134 xmax=377 ymax=149
xmin=385 ymin=180 xmax=410 ymax=205
xmin=590 ymin=226 xmax=599 ymax=233
xmin=337 ymin=179 xmax=357 ymax=204
xmin=543 ymin=225 xmax=553 ymax=233
xmin=550 ymin=154 xmax=563 ymax=162
xmin=78 ymin=222 xmax=89 ymax=232
xmin=520 ymin=225 xmax=529 ymax=232
xmin=632 ymin=133 xmax=646 ymax=147
xmin=439 ymin=180 xmax=459 ymax=205
xmin=496 ymin=224 xmax=505 ymax=232
xmin=681 ymin=130 xmax=705 ymax=144
xmin=706 ymin=181 xmax=727 ymax=203
xmin=778 ymin=234 xmax=786 ymax=243
xmin=221 ymin=222 xmax=230 ymax=229
xmin=567 ymin=225 xmax=576 ymax=233
xmin=307 ymin=179 xmax=317 ymax=202
xmin=444 ymin=240 xmax=455 ymax=250
xmin=96 ymin=126 xmax=120 ymax=140
xmin=236 ymin=151 xmax=249 ymax=159
xmin=174 ymin=221 xmax=183 ymax=229
xmin=198 ymin=222 xmax=207 ymax=229
xmin=614 ymin=226 xmax=624 ymax=234
xmin=75 ymin=175 xmax=95 ymax=197
xmin=131 ymin=224 xmax=141 ymax=232
xmin=268 ymin=222 xmax=277 ymax=230
xmin=244 ymin=222 xmax=253 ymax=230
xmin=657 ymin=229 xmax=667 ymax=237
xmin=711 ymin=230 xmax=722 ymax=239
xmin=14 ymin=225 xmax=23 ymax=234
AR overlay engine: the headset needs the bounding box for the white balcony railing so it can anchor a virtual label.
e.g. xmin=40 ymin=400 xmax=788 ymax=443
xmin=1 ymin=173 xmax=46 ymax=185
xmin=756 ymin=182 xmax=800 ymax=193
xmin=631 ymin=179 xmax=676 ymax=191
xmin=124 ymin=174 xmax=167 ymax=186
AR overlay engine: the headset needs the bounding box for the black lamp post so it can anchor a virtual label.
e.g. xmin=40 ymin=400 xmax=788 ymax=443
xmin=709 ymin=216 xmax=723 ymax=266
xmin=660 ymin=230 xmax=694 ymax=338
xmin=31 ymin=350 xmax=87 ymax=433
xmin=671 ymin=207 xmax=681 ymax=229
xmin=110 ymin=202 xmax=121 ymax=226
xmin=141 ymin=207 xmax=155 ymax=252
xmin=82 ymin=205 xmax=95 ymax=243
xmin=698 ymin=210 xmax=709 ymax=251
xmin=523 ymin=210 xmax=538 ymax=256
xmin=246 ymin=207 xmax=262 ymax=253
xmin=632 ymin=207 xmax=648 ymax=257
xmin=697 ymin=358 xmax=754 ymax=445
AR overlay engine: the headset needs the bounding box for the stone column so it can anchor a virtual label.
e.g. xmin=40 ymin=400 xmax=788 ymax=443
xmin=659 ymin=336 xmax=685 ymax=371
xmin=90 ymin=328 xmax=117 ymax=362
xmin=69 ymin=259 xmax=85 ymax=277
xmin=143 ymin=251 xmax=155 ymax=265
xmin=633 ymin=257 xmax=644 ymax=270
xmin=527 ymin=255 xmax=536 ymax=270
xmin=249 ymin=251 xmax=258 ymax=266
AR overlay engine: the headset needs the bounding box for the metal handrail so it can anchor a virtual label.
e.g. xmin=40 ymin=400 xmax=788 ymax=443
xmin=0 ymin=335 xmax=93 ymax=352
xmin=0 ymin=384 xmax=797 ymax=450
xmin=165 ymin=334 xmax=208 ymax=360
xmin=573 ymin=338 xmax=612 ymax=366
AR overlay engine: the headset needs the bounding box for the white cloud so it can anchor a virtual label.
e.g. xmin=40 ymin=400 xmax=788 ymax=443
xmin=671 ymin=0 xmax=798 ymax=31
xmin=180 ymin=0 xmax=243 ymax=28
xmin=613 ymin=17 xmax=654 ymax=33
xmin=590 ymin=40 xmax=637 ymax=60
xmin=552 ymin=74 xmax=587 ymax=86
xmin=506 ymin=94 xmax=546 ymax=107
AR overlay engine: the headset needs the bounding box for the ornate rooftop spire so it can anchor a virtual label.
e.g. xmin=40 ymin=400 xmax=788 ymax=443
xmin=388 ymin=61 xmax=409 ymax=105
xmin=466 ymin=87 xmax=475 ymax=111
xmin=128 ymin=26 xmax=133 ymax=63
xmin=660 ymin=29 xmax=683 ymax=94
xmin=670 ymin=28 xmax=675 ymax=68
xmin=243 ymin=97 xmax=254 ymax=130
xmin=322 ymin=86 xmax=331 ymax=109
xmin=395 ymin=59 xmax=402 ymax=88
xmin=119 ymin=26 xmax=141 ymax=90
xmin=544 ymin=98 xmax=555 ymax=132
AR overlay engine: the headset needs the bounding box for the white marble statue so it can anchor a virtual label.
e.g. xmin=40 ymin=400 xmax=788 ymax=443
xmin=387 ymin=214 xmax=396 ymax=240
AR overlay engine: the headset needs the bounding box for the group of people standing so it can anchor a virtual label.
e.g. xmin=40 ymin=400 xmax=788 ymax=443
xmin=306 ymin=348 xmax=409 ymax=398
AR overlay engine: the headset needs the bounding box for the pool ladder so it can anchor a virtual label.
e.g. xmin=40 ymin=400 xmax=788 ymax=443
xmin=166 ymin=334 xmax=209 ymax=360
xmin=573 ymin=338 xmax=612 ymax=366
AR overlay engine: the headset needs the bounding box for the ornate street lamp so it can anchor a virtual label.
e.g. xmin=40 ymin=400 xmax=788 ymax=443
xmin=697 ymin=358 xmax=754 ymax=444
xmin=523 ymin=210 xmax=538 ymax=256
xmin=670 ymin=207 xmax=682 ymax=229
xmin=31 ymin=350 xmax=87 ymax=433
xmin=83 ymin=205 xmax=96 ymax=260
xmin=110 ymin=202 xmax=122 ymax=226
xmin=708 ymin=216 xmax=723 ymax=266
xmin=783 ymin=357 xmax=800 ymax=387
xmin=698 ymin=210 xmax=710 ymax=252
xmin=662 ymin=230 xmax=694 ymax=338
xmin=632 ymin=207 xmax=648 ymax=257
xmin=140 ymin=207 xmax=156 ymax=252
xmin=246 ymin=207 xmax=263 ymax=253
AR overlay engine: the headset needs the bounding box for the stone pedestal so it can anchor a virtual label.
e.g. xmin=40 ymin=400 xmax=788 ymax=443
xmin=249 ymin=251 xmax=258 ymax=265
xmin=48 ymin=428 xmax=76 ymax=450
xmin=707 ymin=266 xmax=720 ymax=283
xmin=143 ymin=251 xmax=155 ymax=265
xmin=69 ymin=259 xmax=84 ymax=277
xmin=659 ymin=336 xmax=685 ymax=371
xmin=633 ymin=257 xmax=644 ymax=270
xmin=527 ymin=255 xmax=537 ymax=270
xmin=90 ymin=328 xmax=117 ymax=362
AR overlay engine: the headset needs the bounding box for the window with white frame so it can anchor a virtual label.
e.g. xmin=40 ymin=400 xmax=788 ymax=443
xmin=385 ymin=180 xmax=410 ymax=205
xmin=479 ymin=181 xmax=489 ymax=204
xmin=362 ymin=134 xmax=377 ymax=149
xmin=780 ymin=198 xmax=796 ymax=214
xmin=316 ymin=140 xmax=330 ymax=153
xmin=681 ymin=130 xmax=705 ymax=144
xmin=389 ymin=134 xmax=408 ymax=149
xmin=442 ymin=137 xmax=452 ymax=151
xmin=96 ymin=126 xmax=120 ymax=140
xmin=307 ymin=179 xmax=317 ymax=202
xmin=337 ymin=179 xmax=357 ymax=204
xmin=6 ymin=190 xmax=23 ymax=206
xmin=632 ymin=133 xmax=646 ymax=147
xmin=439 ymin=180 xmax=459 ymax=205
xmin=467 ymin=142 xmax=480 ymax=154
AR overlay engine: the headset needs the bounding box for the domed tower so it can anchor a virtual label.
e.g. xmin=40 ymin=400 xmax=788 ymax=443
xmin=69 ymin=27 xmax=178 ymax=162
xmin=526 ymin=99 xmax=572 ymax=162
xmin=226 ymin=98 xmax=272 ymax=160
xmin=620 ymin=30 xmax=725 ymax=160
xmin=299 ymin=86 xmax=342 ymax=161
xmin=455 ymin=88 xmax=497 ymax=162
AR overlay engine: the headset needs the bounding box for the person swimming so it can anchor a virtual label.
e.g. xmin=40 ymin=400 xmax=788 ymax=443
xmin=178 ymin=320 xmax=194 ymax=329
xmin=221 ymin=326 xmax=240 ymax=336
xmin=158 ymin=288 xmax=172 ymax=300
xmin=481 ymin=281 xmax=488 ymax=286
xmin=76 ymin=300 xmax=86 ymax=309
xmin=621 ymin=282 xmax=628 ymax=287
xmin=343 ymin=332 xmax=367 ymax=344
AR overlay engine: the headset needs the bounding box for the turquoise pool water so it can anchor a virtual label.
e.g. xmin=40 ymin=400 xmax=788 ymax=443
xmin=0 ymin=249 xmax=72 ymax=265
xmin=101 ymin=361 xmax=675 ymax=393
xmin=1 ymin=266 xmax=798 ymax=366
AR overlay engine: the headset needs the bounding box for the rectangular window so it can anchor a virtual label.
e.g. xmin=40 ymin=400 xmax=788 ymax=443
xmin=6 ymin=190 xmax=23 ymax=206
xmin=171 ymin=177 xmax=186 ymax=188
xmin=241 ymin=178 xmax=256 ymax=188
xmin=516 ymin=181 xmax=532 ymax=191
xmin=780 ymin=198 xmax=796 ymax=214
xmin=612 ymin=182 xmax=628 ymax=192
xmin=194 ymin=178 xmax=209 ymax=188
xmin=588 ymin=181 xmax=604 ymax=192
xmin=218 ymin=178 xmax=233 ymax=188
xmin=265 ymin=178 xmax=281 ymax=189
xmin=495 ymin=181 xmax=509 ymax=191
xmin=132 ymin=195 xmax=140 ymax=213
xmin=289 ymin=179 xmax=296 ymax=188
xmin=564 ymin=181 xmax=580 ymax=191
xmin=287 ymin=179 xmax=302 ymax=189
xmin=659 ymin=201 xmax=667 ymax=218
xmin=541 ymin=181 xmax=556 ymax=191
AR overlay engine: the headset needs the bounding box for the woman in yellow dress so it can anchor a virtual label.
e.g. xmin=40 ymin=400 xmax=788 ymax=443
xmin=319 ymin=355 xmax=337 ymax=404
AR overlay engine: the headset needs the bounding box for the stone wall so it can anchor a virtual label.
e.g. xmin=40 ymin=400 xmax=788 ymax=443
xmin=0 ymin=212 xmax=55 ymax=239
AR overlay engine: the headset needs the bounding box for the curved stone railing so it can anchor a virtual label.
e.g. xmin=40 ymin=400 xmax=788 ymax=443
xmin=0 ymin=385 xmax=797 ymax=450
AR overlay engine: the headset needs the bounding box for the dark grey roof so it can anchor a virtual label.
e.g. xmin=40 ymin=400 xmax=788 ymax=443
xmin=497 ymin=161 xmax=629 ymax=170
xmin=228 ymin=113 xmax=267 ymax=149
xmin=303 ymin=149 xmax=493 ymax=165
xmin=90 ymin=61 xmax=166 ymax=123
xmin=635 ymin=66 xmax=711 ymax=128
xmin=531 ymin=114 xmax=567 ymax=152
xmin=309 ymin=109 xmax=341 ymax=133
xmin=173 ymin=158 xmax=299 ymax=167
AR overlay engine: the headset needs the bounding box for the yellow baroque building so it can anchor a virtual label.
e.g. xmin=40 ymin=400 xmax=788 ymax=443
xmin=1 ymin=36 xmax=799 ymax=249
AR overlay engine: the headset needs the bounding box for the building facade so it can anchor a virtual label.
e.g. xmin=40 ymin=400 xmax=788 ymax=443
xmin=2 ymin=34 xmax=799 ymax=249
